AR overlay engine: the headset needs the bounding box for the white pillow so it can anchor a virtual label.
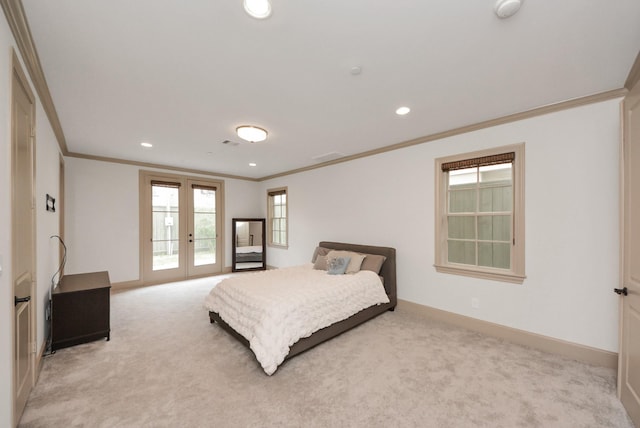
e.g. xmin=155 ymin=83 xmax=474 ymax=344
xmin=326 ymin=250 xmax=366 ymax=274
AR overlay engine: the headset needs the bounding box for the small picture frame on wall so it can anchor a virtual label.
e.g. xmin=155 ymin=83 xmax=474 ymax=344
xmin=46 ymin=194 xmax=56 ymax=212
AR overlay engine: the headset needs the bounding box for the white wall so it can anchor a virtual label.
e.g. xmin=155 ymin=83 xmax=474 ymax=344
xmin=64 ymin=159 xmax=139 ymax=282
xmin=0 ymin=27 xmax=62 ymax=427
xmin=64 ymin=158 xmax=262 ymax=283
xmin=35 ymin=102 xmax=63 ymax=349
xmin=262 ymin=99 xmax=622 ymax=353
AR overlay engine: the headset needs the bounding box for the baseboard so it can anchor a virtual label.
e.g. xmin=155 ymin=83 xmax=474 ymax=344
xmin=111 ymin=279 xmax=144 ymax=290
xmin=34 ymin=340 xmax=46 ymax=384
xmin=112 ymin=269 xmax=234 ymax=291
xmin=397 ymin=299 xmax=618 ymax=369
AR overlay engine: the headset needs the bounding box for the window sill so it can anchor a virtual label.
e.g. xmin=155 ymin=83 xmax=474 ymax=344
xmin=268 ymin=243 xmax=289 ymax=250
xmin=434 ymin=264 xmax=525 ymax=284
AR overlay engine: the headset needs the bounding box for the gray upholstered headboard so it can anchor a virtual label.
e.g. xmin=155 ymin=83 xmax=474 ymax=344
xmin=318 ymin=241 xmax=397 ymax=308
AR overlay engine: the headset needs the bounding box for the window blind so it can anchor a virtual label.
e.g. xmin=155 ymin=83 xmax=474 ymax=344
xmin=191 ymin=184 xmax=216 ymax=191
xmin=441 ymin=152 xmax=515 ymax=172
xmin=151 ymin=180 xmax=181 ymax=188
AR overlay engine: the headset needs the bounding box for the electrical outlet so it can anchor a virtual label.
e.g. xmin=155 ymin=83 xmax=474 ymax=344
xmin=471 ymin=297 xmax=480 ymax=309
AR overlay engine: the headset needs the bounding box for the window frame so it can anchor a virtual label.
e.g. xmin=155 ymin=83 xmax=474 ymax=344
xmin=267 ymin=186 xmax=288 ymax=248
xmin=434 ymin=144 xmax=525 ymax=284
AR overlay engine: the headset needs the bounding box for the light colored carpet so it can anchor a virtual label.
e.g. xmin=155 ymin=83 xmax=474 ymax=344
xmin=20 ymin=275 xmax=632 ymax=428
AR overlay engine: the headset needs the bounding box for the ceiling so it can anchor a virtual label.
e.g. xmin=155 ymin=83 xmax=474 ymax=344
xmin=17 ymin=0 xmax=640 ymax=180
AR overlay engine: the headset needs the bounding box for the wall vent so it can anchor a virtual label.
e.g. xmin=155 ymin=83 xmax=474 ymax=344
xmin=221 ymin=140 xmax=240 ymax=146
xmin=312 ymin=152 xmax=345 ymax=163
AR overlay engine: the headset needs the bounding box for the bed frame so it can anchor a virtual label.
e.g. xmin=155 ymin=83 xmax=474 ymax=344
xmin=209 ymin=241 xmax=397 ymax=365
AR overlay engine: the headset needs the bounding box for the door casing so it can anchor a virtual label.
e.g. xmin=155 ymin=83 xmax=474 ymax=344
xmin=139 ymin=171 xmax=224 ymax=284
xmin=11 ymin=49 xmax=37 ymax=427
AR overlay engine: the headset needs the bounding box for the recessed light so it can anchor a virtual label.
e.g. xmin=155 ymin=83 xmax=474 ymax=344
xmin=395 ymin=106 xmax=411 ymax=116
xmin=140 ymin=142 xmax=153 ymax=148
xmin=244 ymin=0 xmax=271 ymax=19
xmin=494 ymin=0 xmax=523 ymax=19
xmin=249 ymin=162 xmax=257 ymax=167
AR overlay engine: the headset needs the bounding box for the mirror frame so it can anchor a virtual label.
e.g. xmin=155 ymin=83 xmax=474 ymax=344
xmin=232 ymin=218 xmax=266 ymax=272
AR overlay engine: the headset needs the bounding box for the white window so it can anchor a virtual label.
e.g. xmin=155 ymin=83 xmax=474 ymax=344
xmin=435 ymin=144 xmax=525 ymax=283
xmin=267 ymin=187 xmax=288 ymax=247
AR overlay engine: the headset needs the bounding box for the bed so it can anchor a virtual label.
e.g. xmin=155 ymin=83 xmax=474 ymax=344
xmin=206 ymin=241 xmax=397 ymax=375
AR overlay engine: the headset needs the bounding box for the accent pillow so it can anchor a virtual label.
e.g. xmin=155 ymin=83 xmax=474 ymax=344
xmin=313 ymin=255 xmax=328 ymax=270
xmin=359 ymin=253 xmax=387 ymax=274
xmin=311 ymin=246 xmax=331 ymax=263
xmin=326 ymin=250 xmax=366 ymax=274
xmin=327 ymin=256 xmax=351 ymax=275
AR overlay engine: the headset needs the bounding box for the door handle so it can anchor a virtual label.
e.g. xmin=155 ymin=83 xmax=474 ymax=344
xmin=614 ymin=287 xmax=628 ymax=296
xmin=14 ymin=296 xmax=31 ymax=306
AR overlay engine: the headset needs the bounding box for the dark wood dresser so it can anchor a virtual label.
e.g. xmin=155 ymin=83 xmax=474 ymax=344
xmin=52 ymin=271 xmax=111 ymax=351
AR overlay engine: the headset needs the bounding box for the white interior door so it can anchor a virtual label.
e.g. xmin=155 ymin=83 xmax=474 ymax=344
xmin=12 ymin=56 xmax=36 ymax=426
xmin=619 ymin=79 xmax=640 ymax=426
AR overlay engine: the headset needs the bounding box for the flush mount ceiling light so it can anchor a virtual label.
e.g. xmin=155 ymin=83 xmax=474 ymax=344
xmin=236 ymin=125 xmax=268 ymax=143
xmin=494 ymin=0 xmax=523 ymax=19
xmin=140 ymin=142 xmax=153 ymax=148
xmin=395 ymin=106 xmax=411 ymax=116
xmin=243 ymin=0 xmax=271 ymax=19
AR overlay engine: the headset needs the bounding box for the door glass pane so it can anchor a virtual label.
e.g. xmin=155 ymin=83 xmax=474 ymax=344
xmin=152 ymin=185 xmax=180 ymax=271
xmin=193 ymin=188 xmax=216 ymax=266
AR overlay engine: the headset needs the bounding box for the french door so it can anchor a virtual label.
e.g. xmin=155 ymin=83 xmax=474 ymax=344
xmin=141 ymin=172 xmax=224 ymax=283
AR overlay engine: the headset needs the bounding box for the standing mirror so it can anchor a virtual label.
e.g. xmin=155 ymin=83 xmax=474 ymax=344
xmin=232 ymin=218 xmax=266 ymax=272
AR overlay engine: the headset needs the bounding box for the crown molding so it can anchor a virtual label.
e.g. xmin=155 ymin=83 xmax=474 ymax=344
xmin=1 ymin=0 xmax=68 ymax=154
xmin=258 ymin=88 xmax=627 ymax=181
xmin=66 ymin=151 xmax=259 ymax=182
xmin=625 ymin=50 xmax=640 ymax=91
xmin=64 ymin=88 xmax=628 ymax=183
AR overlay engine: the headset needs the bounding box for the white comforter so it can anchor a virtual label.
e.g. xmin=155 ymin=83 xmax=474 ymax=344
xmin=204 ymin=263 xmax=390 ymax=375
